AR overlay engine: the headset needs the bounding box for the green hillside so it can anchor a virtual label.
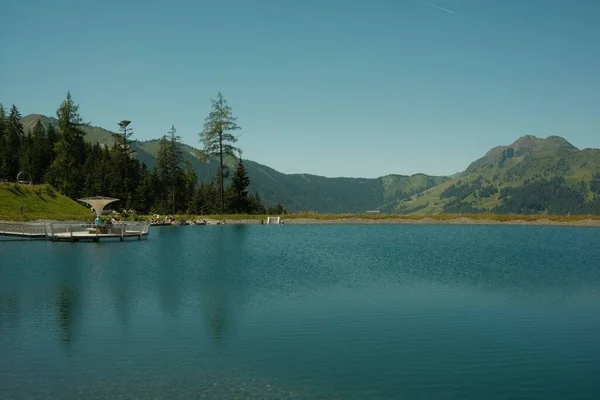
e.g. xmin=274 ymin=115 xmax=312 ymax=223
xmin=392 ymin=135 xmax=600 ymax=215
xmin=20 ymin=114 xmax=449 ymax=213
xmin=0 ymin=183 xmax=90 ymax=221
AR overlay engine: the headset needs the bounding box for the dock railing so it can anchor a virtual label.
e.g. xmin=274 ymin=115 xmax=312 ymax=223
xmin=0 ymin=221 xmax=46 ymax=237
xmin=1 ymin=221 xmax=150 ymax=240
xmin=45 ymin=221 xmax=150 ymax=239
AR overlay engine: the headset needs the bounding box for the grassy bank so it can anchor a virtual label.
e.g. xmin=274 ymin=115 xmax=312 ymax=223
xmin=0 ymin=183 xmax=90 ymax=221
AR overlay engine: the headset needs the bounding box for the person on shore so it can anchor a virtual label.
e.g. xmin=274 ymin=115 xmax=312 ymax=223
xmin=95 ymin=216 xmax=102 ymax=226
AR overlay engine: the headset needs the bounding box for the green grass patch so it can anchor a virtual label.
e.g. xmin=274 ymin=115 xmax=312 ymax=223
xmin=0 ymin=183 xmax=91 ymax=221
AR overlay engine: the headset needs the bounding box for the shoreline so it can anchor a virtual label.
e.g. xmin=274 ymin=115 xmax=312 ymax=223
xmin=210 ymin=217 xmax=600 ymax=227
xmin=3 ymin=217 xmax=600 ymax=228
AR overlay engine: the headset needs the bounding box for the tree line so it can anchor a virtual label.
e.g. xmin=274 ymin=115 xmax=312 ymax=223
xmin=438 ymin=175 xmax=600 ymax=215
xmin=0 ymin=92 xmax=286 ymax=215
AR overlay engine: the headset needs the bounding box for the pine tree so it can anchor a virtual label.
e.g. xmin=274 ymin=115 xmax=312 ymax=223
xmin=199 ymin=92 xmax=241 ymax=214
xmin=227 ymin=154 xmax=251 ymax=213
xmin=204 ymin=179 xmax=220 ymax=214
xmin=113 ymin=120 xmax=135 ymax=201
xmin=82 ymin=143 xmax=104 ymax=196
xmin=1 ymin=105 xmax=24 ymax=181
xmin=46 ymin=123 xmax=58 ymax=150
xmin=192 ymin=183 xmax=206 ymax=215
xmin=267 ymin=202 xmax=288 ymax=215
xmin=132 ymin=163 xmax=153 ymax=214
xmin=107 ymin=142 xmax=125 ymax=200
xmin=156 ymin=126 xmax=184 ymax=214
xmin=183 ymin=159 xmax=198 ymax=213
xmin=47 ymin=92 xmax=87 ymax=197
xmin=0 ymin=104 xmax=6 ymax=179
xmin=248 ymin=192 xmax=266 ymax=214
xmin=19 ymin=130 xmax=34 ymax=182
xmin=29 ymin=120 xmax=50 ymax=183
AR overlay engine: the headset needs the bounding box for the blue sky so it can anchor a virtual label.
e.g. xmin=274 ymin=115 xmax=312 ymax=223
xmin=1 ymin=0 xmax=599 ymax=178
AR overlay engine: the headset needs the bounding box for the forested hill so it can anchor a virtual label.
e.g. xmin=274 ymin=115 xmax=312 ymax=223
xmin=389 ymin=135 xmax=600 ymax=215
xmin=19 ymin=114 xmax=448 ymax=213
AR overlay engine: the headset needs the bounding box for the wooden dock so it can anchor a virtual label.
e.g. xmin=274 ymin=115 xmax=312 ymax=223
xmin=0 ymin=231 xmax=46 ymax=238
xmin=0 ymin=222 xmax=150 ymax=242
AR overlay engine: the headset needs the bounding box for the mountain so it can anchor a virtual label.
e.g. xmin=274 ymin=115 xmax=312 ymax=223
xmin=22 ymin=114 xmax=600 ymax=215
xmin=391 ymin=135 xmax=600 ymax=215
xmin=20 ymin=114 xmax=449 ymax=213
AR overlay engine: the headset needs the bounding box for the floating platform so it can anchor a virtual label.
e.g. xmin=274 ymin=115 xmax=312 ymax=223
xmin=0 ymin=222 xmax=150 ymax=242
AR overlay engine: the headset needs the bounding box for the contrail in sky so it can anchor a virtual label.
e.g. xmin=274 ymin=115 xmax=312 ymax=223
xmin=424 ymin=2 xmax=457 ymax=15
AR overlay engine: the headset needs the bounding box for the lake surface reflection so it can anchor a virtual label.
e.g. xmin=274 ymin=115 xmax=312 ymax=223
xmin=1 ymin=224 xmax=600 ymax=399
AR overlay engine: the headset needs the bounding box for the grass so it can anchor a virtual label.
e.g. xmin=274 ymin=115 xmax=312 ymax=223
xmin=0 ymin=183 xmax=91 ymax=221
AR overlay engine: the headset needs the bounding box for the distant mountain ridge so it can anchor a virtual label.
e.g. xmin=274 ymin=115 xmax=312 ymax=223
xmin=20 ymin=114 xmax=449 ymax=213
xmin=21 ymin=114 xmax=600 ymax=214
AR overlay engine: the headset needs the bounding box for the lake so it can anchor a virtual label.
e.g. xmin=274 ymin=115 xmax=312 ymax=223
xmin=1 ymin=224 xmax=600 ymax=399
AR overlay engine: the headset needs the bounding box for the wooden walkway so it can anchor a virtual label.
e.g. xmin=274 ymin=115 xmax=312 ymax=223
xmin=0 ymin=222 xmax=150 ymax=242
xmin=0 ymin=231 xmax=46 ymax=238
xmin=51 ymin=231 xmax=148 ymax=242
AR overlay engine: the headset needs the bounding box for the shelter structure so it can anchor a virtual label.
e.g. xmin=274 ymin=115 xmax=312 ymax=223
xmin=78 ymin=196 xmax=119 ymax=217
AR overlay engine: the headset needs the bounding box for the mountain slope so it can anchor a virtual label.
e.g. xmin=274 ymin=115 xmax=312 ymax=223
xmin=20 ymin=114 xmax=449 ymax=213
xmin=392 ymin=135 xmax=600 ymax=215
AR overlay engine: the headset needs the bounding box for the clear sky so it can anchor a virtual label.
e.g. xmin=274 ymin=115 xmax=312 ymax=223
xmin=2 ymin=0 xmax=599 ymax=178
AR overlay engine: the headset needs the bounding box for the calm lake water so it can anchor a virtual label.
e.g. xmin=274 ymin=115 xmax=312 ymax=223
xmin=1 ymin=224 xmax=600 ymax=399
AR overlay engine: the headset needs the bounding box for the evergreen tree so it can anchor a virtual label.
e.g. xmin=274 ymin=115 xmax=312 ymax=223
xmin=46 ymin=123 xmax=58 ymax=151
xmin=199 ymin=92 xmax=241 ymax=213
xmin=267 ymin=201 xmax=287 ymax=215
xmin=113 ymin=120 xmax=135 ymax=201
xmin=44 ymin=123 xmax=58 ymax=177
xmin=126 ymin=158 xmax=142 ymax=209
xmin=132 ymin=163 xmax=153 ymax=214
xmin=1 ymin=105 xmax=24 ymax=181
xmin=156 ymin=126 xmax=184 ymax=214
xmin=29 ymin=120 xmax=50 ymax=183
xmin=19 ymin=130 xmax=34 ymax=182
xmin=107 ymin=142 xmax=126 ymax=200
xmin=183 ymin=159 xmax=198 ymax=213
xmin=248 ymin=192 xmax=266 ymax=214
xmin=82 ymin=143 xmax=106 ymax=196
xmin=0 ymin=104 xmax=5 ymax=178
xmin=192 ymin=182 xmax=206 ymax=215
xmin=203 ymin=179 xmax=220 ymax=214
xmin=148 ymin=168 xmax=163 ymax=213
xmin=47 ymin=92 xmax=87 ymax=197
xmin=227 ymin=154 xmax=251 ymax=213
